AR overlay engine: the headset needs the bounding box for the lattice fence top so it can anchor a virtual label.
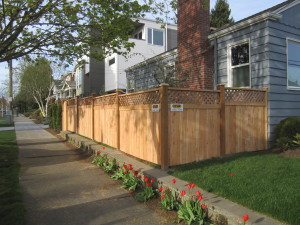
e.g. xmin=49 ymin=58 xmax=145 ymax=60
xmin=67 ymin=98 xmax=76 ymax=106
xmin=225 ymin=88 xmax=266 ymax=103
xmin=94 ymin=94 xmax=117 ymax=106
xmin=119 ymin=90 xmax=160 ymax=106
xmin=168 ymin=89 xmax=220 ymax=104
xmin=78 ymin=97 xmax=93 ymax=106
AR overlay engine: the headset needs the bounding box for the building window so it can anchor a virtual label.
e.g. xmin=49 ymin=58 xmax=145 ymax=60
xmin=134 ymin=32 xmax=143 ymax=40
xmin=148 ymin=28 xmax=164 ymax=46
xmin=228 ymin=40 xmax=250 ymax=87
xmin=109 ymin=58 xmax=115 ymax=66
xmin=287 ymin=39 xmax=300 ymax=89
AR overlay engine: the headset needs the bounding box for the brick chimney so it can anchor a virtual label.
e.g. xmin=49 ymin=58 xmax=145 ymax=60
xmin=177 ymin=0 xmax=214 ymax=89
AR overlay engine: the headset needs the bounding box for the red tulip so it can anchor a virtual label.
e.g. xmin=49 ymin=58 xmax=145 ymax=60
xmin=201 ymin=204 xmax=206 ymax=209
xmin=123 ymin=171 xmax=127 ymax=175
xmin=243 ymin=215 xmax=249 ymax=222
xmin=187 ymin=184 xmax=192 ymax=189
xmin=146 ymin=182 xmax=151 ymax=187
xmin=191 ymin=183 xmax=195 ymax=188
xmin=197 ymin=196 xmax=203 ymax=201
xmin=102 ymin=146 xmax=105 ymax=150
xmin=159 ymin=187 xmax=163 ymax=192
xmin=138 ymin=175 xmax=142 ymax=179
xmin=123 ymin=165 xmax=127 ymax=169
xmin=161 ymin=194 xmax=165 ymax=199
xmin=128 ymin=164 xmax=133 ymax=170
xmin=105 ymin=158 xmax=109 ymax=161
xmin=230 ymin=174 xmax=234 ymax=176
xmin=144 ymin=176 xmax=149 ymax=182
xmin=172 ymin=179 xmax=176 ymax=184
xmin=97 ymin=151 xmax=101 ymax=155
xmin=134 ymin=170 xmax=139 ymax=176
xmin=196 ymin=191 xmax=201 ymax=196
xmin=150 ymin=179 xmax=155 ymax=183
xmin=180 ymin=190 xmax=186 ymax=196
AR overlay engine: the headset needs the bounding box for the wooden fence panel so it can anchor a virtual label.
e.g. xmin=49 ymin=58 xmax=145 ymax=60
xmin=67 ymin=105 xmax=76 ymax=132
xmin=225 ymin=104 xmax=266 ymax=153
xmin=169 ymin=105 xmax=221 ymax=166
xmin=62 ymin=101 xmax=67 ymax=131
xmin=119 ymin=105 xmax=161 ymax=165
xmin=78 ymin=104 xmax=93 ymax=139
xmin=61 ymin=86 xmax=268 ymax=168
xmin=94 ymin=105 xmax=118 ymax=148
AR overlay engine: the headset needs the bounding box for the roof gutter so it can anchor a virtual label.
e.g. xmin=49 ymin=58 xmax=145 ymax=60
xmin=208 ymin=12 xmax=282 ymax=40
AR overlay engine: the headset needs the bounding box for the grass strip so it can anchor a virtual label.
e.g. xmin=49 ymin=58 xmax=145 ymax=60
xmin=0 ymin=130 xmax=25 ymax=225
xmin=171 ymin=152 xmax=300 ymax=225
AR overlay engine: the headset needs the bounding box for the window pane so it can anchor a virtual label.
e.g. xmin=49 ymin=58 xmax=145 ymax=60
xmin=288 ymin=41 xmax=300 ymax=88
xmin=232 ymin=65 xmax=250 ymax=87
xmin=148 ymin=28 xmax=152 ymax=44
xmin=231 ymin=43 xmax=249 ymax=66
xmin=153 ymin=30 xmax=163 ymax=46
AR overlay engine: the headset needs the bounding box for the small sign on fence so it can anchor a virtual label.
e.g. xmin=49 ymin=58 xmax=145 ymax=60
xmin=171 ymin=104 xmax=183 ymax=112
xmin=152 ymin=104 xmax=160 ymax=112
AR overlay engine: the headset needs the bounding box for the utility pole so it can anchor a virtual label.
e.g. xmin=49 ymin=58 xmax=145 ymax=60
xmin=8 ymin=59 xmax=13 ymax=120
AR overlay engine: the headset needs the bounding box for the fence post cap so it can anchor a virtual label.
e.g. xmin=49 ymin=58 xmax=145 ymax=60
xmin=160 ymin=83 xmax=170 ymax=87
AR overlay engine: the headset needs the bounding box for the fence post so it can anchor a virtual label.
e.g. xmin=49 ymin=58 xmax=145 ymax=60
xmin=218 ymin=84 xmax=226 ymax=156
xmin=160 ymin=84 xmax=169 ymax=170
xmin=76 ymin=96 xmax=79 ymax=134
xmin=116 ymin=90 xmax=121 ymax=150
xmin=263 ymin=87 xmax=269 ymax=150
xmin=91 ymin=94 xmax=96 ymax=140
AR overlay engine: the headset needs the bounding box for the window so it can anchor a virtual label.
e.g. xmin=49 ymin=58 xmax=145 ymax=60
xmin=228 ymin=40 xmax=250 ymax=87
xmin=109 ymin=58 xmax=115 ymax=66
xmin=287 ymin=39 xmax=300 ymax=89
xmin=148 ymin=28 xmax=164 ymax=46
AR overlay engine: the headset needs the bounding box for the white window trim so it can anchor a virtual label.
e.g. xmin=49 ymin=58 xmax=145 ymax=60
xmin=287 ymin=38 xmax=300 ymax=91
xmin=147 ymin=28 xmax=164 ymax=46
xmin=227 ymin=39 xmax=251 ymax=88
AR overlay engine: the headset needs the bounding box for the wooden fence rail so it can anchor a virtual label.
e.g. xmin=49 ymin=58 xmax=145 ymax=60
xmin=62 ymin=84 xmax=268 ymax=169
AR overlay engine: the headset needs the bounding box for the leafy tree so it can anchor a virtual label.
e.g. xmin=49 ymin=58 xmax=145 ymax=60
xmin=0 ymin=0 xmax=149 ymax=63
xmin=17 ymin=58 xmax=53 ymax=117
xmin=210 ymin=0 xmax=234 ymax=28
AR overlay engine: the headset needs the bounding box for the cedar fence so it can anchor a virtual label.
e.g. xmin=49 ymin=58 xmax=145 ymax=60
xmin=62 ymin=84 xmax=268 ymax=169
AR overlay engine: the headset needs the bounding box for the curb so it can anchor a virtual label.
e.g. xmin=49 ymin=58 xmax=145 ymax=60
xmin=60 ymin=131 xmax=284 ymax=225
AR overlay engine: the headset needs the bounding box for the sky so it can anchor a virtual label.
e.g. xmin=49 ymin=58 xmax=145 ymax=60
xmin=0 ymin=0 xmax=287 ymax=97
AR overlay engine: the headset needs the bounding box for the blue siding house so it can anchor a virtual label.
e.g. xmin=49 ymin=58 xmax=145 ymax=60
xmin=126 ymin=0 xmax=300 ymax=143
xmin=208 ymin=0 xmax=300 ymax=141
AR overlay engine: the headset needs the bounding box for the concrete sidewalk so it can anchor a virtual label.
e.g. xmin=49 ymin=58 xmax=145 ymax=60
xmin=16 ymin=115 xmax=167 ymax=225
xmin=61 ymin=133 xmax=285 ymax=225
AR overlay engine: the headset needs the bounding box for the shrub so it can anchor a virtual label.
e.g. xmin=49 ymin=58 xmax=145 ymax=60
xmin=49 ymin=103 xmax=62 ymax=130
xmin=275 ymin=117 xmax=300 ymax=139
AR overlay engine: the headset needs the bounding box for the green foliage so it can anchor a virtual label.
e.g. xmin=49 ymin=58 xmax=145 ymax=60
xmin=160 ymin=188 xmax=179 ymax=211
xmin=103 ymin=158 xmax=118 ymax=174
xmin=177 ymin=199 xmax=210 ymax=225
xmin=0 ymin=0 xmax=149 ymax=63
xmin=276 ymin=137 xmax=293 ymax=150
xmin=135 ymin=184 xmax=157 ymax=202
xmin=275 ymin=117 xmax=300 ymax=139
xmin=120 ymin=172 xmax=141 ymax=191
xmin=210 ymin=0 xmax=234 ymax=28
xmin=0 ymin=130 xmax=25 ymax=225
xmin=56 ymin=103 xmax=62 ymax=130
xmin=92 ymin=154 xmax=108 ymax=167
xmin=292 ymin=133 xmax=300 ymax=146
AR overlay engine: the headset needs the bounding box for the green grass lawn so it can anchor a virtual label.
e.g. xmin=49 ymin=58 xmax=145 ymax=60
xmin=0 ymin=116 xmax=14 ymax=127
xmin=0 ymin=130 xmax=25 ymax=225
xmin=171 ymin=152 xmax=300 ymax=225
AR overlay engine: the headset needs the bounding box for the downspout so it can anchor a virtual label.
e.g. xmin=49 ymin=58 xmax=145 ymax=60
xmin=116 ymin=55 xmax=119 ymax=91
xmin=213 ymin=37 xmax=218 ymax=89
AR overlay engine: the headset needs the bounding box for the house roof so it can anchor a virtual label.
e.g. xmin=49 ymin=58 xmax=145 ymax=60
xmin=208 ymin=0 xmax=299 ymax=39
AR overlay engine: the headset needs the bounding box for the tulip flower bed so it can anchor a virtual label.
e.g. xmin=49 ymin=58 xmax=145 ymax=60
xmin=92 ymin=150 xmax=247 ymax=225
xmin=170 ymin=151 xmax=300 ymax=225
